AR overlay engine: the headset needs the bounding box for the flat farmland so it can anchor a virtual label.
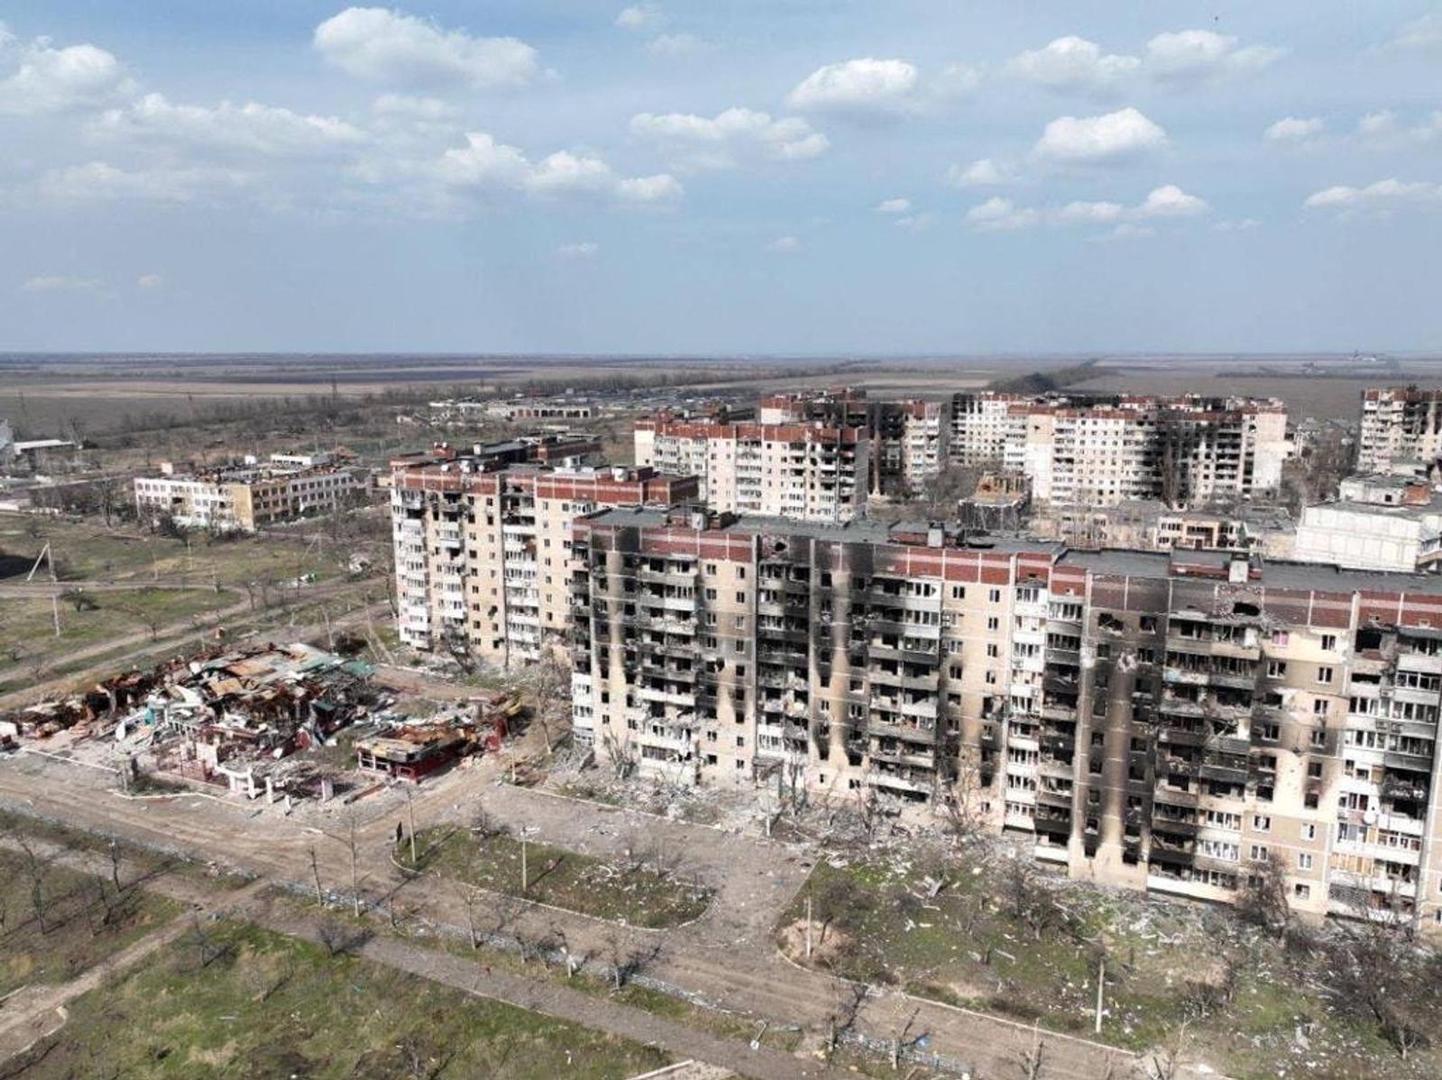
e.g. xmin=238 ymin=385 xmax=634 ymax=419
xmin=1074 ymin=372 xmax=1380 ymax=421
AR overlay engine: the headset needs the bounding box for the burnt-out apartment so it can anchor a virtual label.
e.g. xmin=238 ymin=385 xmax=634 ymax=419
xmin=571 ymin=506 xmax=1442 ymax=927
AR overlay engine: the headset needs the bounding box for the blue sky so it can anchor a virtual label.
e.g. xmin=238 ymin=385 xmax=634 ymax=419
xmin=1 ymin=2 xmax=1440 ymax=355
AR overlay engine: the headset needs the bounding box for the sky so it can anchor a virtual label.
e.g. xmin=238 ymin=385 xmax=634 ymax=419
xmin=1 ymin=2 xmax=1440 ymax=355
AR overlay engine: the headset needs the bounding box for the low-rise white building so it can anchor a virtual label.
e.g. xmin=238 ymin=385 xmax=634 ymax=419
xmin=1291 ymin=475 xmax=1442 ymax=573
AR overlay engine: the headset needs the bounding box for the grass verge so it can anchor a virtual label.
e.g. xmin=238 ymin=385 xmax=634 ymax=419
xmin=399 ymin=825 xmax=711 ymax=930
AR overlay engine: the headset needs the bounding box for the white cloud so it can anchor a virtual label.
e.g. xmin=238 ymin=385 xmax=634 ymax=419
xmin=767 ymin=235 xmax=802 ymax=253
xmin=21 ymin=274 xmax=101 ymax=293
xmin=947 ymin=158 xmax=1014 ymax=188
xmin=647 ymin=33 xmax=705 ymax=57
xmin=1213 ymin=218 xmax=1261 ymax=232
xmin=1358 ymin=110 xmax=1397 ymax=138
xmin=314 ymin=7 xmax=539 ymax=88
xmin=1137 ymin=184 xmax=1208 ymax=218
xmin=615 ymin=4 xmax=662 ymax=31
xmin=527 ymin=150 xmax=615 ymax=196
xmin=876 ymin=197 xmax=911 ymax=214
xmin=1054 ymin=199 xmax=1125 ymax=224
xmin=430 ymin=132 xmax=681 ymax=206
xmin=1304 ymin=178 xmax=1442 ymax=213
xmin=1264 ymin=116 xmax=1324 ymax=143
xmin=1005 ymin=36 xmax=1139 ymax=93
xmin=0 ymin=31 xmax=134 ymax=115
xmin=557 ymin=241 xmax=598 ymax=259
xmin=95 ymin=93 xmax=366 ymax=157
xmin=1095 ymin=223 xmax=1156 ymax=242
xmin=629 ymin=107 xmax=828 ymax=169
xmin=372 ymin=93 xmax=457 ymax=122
xmin=967 ymin=184 xmax=1207 ymax=232
xmin=616 ymin=173 xmax=683 ymax=203
xmin=787 ymin=58 xmax=918 ymax=116
xmin=933 ymin=63 xmax=982 ymax=99
xmin=965 ymin=197 xmax=1040 ymax=231
xmin=1354 ymin=109 xmax=1442 ymax=147
xmin=40 ymin=161 xmax=249 ymax=203
xmin=433 ymin=132 xmax=531 ymax=187
xmin=1033 ymin=106 xmax=1166 ymax=164
xmin=1385 ymin=14 xmax=1442 ymax=54
xmin=1144 ymin=30 xmax=1283 ymax=81
xmin=894 ymin=213 xmax=934 ymax=232
xmin=136 ymin=273 xmax=164 ymax=289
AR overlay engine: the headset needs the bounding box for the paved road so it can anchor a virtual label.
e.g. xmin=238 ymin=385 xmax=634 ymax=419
xmin=0 ymin=748 xmax=1151 ymax=1079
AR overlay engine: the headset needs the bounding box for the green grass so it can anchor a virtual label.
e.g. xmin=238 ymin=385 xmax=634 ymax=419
xmin=0 ymin=848 xmax=182 ymax=997
xmin=0 ymin=587 xmax=235 ymax=664
xmin=401 ymin=826 xmax=712 ymax=930
xmin=0 ymin=808 xmax=257 ymax=892
xmin=7 ymin=921 xmax=672 ymax=1079
xmin=0 ymin=514 xmax=350 ymax=590
xmin=780 ymin=852 xmax=1442 ymax=1080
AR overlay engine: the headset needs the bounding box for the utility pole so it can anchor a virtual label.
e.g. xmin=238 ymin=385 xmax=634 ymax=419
xmin=309 ymin=847 xmax=324 ymax=905
xmin=52 ymin=592 xmax=61 ymax=637
xmin=348 ymin=817 xmax=361 ymax=918
xmin=520 ymin=837 xmax=528 ymax=893
xmin=406 ymin=788 xmax=418 ymax=866
xmin=805 ymin=893 xmax=813 ymax=959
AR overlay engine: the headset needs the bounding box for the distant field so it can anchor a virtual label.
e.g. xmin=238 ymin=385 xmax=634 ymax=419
xmin=1074 ymin=373 xmax=1385 ymax=421
xmin=6 ymin=353 xmax=1442 ymax=436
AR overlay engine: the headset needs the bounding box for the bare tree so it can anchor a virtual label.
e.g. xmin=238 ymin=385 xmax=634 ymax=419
xmin=601 ymin=728 xmax=637 ymax=780
xmin=530 ymin=652 xmax=571 ymax=756
xmin=317 ymin=917 xmax=367 ymax=958
xmin=1327 ymin=920 xmax=1431 ymax=1060
xmin=454 ymin=881 xmax=486 ymax=950
xmin=107 ymin=838 xmax=124 ymax=892
xmin=1139 ymin=1021 xmax=1188 ymax=1080
xmin=186 ymin=915 xmax=222 ymax=969
xmin=468 ymin=804 xmax=506 ymax=841
xmin=941 ymin=752 xmax=984 ymax=845
xmin=308 ymin=845 xmax=325 ymax=905
xmin=1235 ymin=852 xmax=1290 ymax=939
xmin=1016 ymin=1021 xmax=1048 ymax=1080
xmin=604 ymin=929 xmax=664 ymax=991
xmin=824 ymin=980 xmax=869 ymax=1058
xmin=16 ymin=838 xmax=53 ymax=935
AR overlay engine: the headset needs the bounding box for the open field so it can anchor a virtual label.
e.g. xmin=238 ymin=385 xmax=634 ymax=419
xmin=781 ymin=849 xmax=1439 ymax=1080
xmin=0 ymin=848 xmax=181 ymax=999
xmin=401 ymin=825 xmax=713 ymax=930
xmin=0 ymin=515 xmax=352 ymax=588
xmin=0 ymin=588 xmax=235 ymax=661
xmin=8 ymin=353 xmax=1442 ymax=444
xmin=6 ymin=919 xmax=672 ymax=1080
xmin=1074 ymin=372 xmax=1380 ymax=421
